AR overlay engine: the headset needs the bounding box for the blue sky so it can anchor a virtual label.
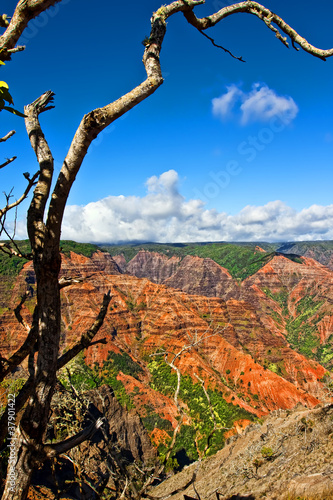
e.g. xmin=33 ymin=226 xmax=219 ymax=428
xmin=1 ymin=0 xmax=333 ymax=243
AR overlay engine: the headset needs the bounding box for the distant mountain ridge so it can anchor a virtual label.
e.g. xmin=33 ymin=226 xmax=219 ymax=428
xmin=102 ymin=240 xmax=333 ymax=279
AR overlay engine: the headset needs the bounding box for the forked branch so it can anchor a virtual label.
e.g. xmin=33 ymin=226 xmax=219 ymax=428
xmin=43 ymin=417 xmax=106 ymax=457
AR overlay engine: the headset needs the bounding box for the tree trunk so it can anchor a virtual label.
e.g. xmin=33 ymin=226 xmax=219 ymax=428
xmin=2 ymin=244 xmax=61 ymax=500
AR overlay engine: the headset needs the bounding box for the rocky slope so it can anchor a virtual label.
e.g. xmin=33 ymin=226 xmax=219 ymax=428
xmin=151 ymin=402 xmax=333 ymax=500
xmin=277 ymin=240 xmax=333 ymax=270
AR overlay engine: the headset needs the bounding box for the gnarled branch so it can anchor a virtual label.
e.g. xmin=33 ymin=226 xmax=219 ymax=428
xmin=44 ymin=416 xmax=106 ymax=457
xmin=183 ymin=1 xmax=333 ymax=61
xmin=0 ymin=1 xmax=62 ymax=61
xmin=24 ymin=91 xmax=54 ymax=248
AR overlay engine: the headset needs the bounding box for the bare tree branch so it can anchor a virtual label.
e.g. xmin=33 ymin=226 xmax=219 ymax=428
xmin=0 ymin=307 xmax=38 ymax=383
xmin=0 ymin=156 xmax=17 ymax=169
xmin=0 ymin=291 xmax=110 ymax=447
xmin=183 ymin=1 xmax=333 ymax=61
xmin=0 ymin=130 xmax=15 ymax=142
xmin=43 ymin=417 xmax=106 ymax=457
xmin=0 ymin=375 xmax=35 ymax=448
xmin=56 ymin=290 xmax=111 ymax=370
xmin=0 ymin=170 xmax=40 ymax=220
xmin=14 ymin=290 xmax=31 ymax=332
xmin=45 ymin=1 xmax=205 ymax=246
xmin=197 ymin=29 xmax=245 ymax=61
xmin=0 ymin=242 xmax=32 ymax=259
xmin=0 ymin=0 xmax=62 ymax=61
xmin=58 ymin=276 xmax=84 ymax=289
xmin=24 ymin=91 xmax=54 ymax=247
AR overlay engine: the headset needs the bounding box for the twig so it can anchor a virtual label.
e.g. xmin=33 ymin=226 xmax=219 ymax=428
xmin=0 ymin=156 xmax=16 ymax=169
xmin=198 ymin=29 xmax=245 ymax=61
xmin=0 ymin=130 xmax=15 ymax=142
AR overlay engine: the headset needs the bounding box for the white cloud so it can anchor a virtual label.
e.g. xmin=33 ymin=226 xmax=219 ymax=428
xmin=212 ymin=84 xmax=241 ymax=119
xmin=13 ymin=171 xmax=333 ymax=244
xmin=58 ymin=171 xmax=333 ymax=243
xmin=212 ymin=83 xmax=298 ymax=125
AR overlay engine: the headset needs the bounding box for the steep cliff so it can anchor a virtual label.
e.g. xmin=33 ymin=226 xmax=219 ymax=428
xmin=113 ymin=249 xmax=333 ymax=370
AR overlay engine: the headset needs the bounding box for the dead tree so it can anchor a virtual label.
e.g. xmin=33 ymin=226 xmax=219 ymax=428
xmin=0 ymin=1 xmax=332 ymax=499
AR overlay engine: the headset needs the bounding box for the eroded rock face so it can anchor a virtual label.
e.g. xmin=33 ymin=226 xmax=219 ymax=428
xmin=87 ymin=385 xmax=156 ymax=463
xmin=287 ymin=473 xmax=333 ymax=500
xmin=164 ymin=255 xmax=237 ymax=300
xmin=126 ymin=250 xmax=181 ymax=283
xmin=60 ymin=250 xmax=122 ymax=278
xmin=1 ymin=251 xmax=328 ymax=419
xmin=3 ymin=248 xmax=333 ymax=499
xmin=116 ymin=250 xmax=333 ymax=372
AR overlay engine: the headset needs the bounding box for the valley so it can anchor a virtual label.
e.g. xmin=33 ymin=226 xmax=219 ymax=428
xmin=0 ymin=240 xmax=332 ymax=498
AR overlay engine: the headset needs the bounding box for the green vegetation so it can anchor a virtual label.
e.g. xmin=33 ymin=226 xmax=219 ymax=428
xmin=262 ymin=289 xmax=332 ymax=367
xmin=0 ymin=240 xmax=30 ymax=277
xmin=59 ymin=240 xmax=100 ymax=257
xmin=0 ymin=239 xmax=304 ymax=283
xmin=317 ymin=336 xmax=333 ymax=367
xmin=261 ymin=446 xmax=274 ymax=459
xmin=58 ymin=352 xmax=100 ymax=391
xmin=263 ymin=289 xmax=289 ymax=316
xmin=104 ymin=350 xmax=143 ymax=380
xmin=286 ymin=295 xmax=325 ymax=361
xmin=277 ymin=240 xmax=333 ymax=268
xmin=102 ymin=242 xmax=304 ymax=281
xmin=141 ymin=406 xmax=172 ymax=432
xmin=0 ymin=378 xmax=26 ymax=417
xmin=59 ymin=350 xmax=143 ymax=410
xmin=148 ymin=358 xmax=254 ymax=460
xmin=0 ymin=240 xmax=101 ymax=278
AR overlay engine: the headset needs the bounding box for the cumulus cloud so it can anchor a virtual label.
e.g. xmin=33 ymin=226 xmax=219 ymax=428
xmin=212 ymin=83 xmax=298 ymax=125
xmin=46 ymin=170 xmax=333 ymax=243
xmin=212 ymin=84 xmax=241 ymax=119
xmin=13 ymin=170 xmax=333 ymax=244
